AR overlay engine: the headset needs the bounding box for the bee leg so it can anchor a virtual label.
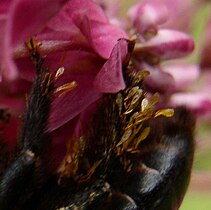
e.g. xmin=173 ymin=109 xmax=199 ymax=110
xmin=98 ymin=192 xmax=138 ymax=210
xmin=0 ymin=55 xmax=54 ymax=209
xmin=0 ymin=109 xmax=13 ymax=176
xmin=117 ymin=107 xmax=195 ymax=210
xmin=0 ymin=151 xmax=36 ymax=209
xmin=36 ymin=180 xmax=111 ymax=210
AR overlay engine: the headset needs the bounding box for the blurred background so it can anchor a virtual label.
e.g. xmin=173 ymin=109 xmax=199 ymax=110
xmin=120 ymin=0 xmax=211 ymax=209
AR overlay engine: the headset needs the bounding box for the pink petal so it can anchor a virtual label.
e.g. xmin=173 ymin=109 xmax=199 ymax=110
xmin=0 ymin=77 xmax=31 ymax=95
xmin=142 ymin=64 xmax=175 ymax=93
xmin=94 ymin=39 xmax=127 ymax=92
xmin=0 ymin=16 xmax=9 ymax=79
xmin=2 ymin=0 xmax=68 ymax=80
xmin=135 ymin=29 xmax=194 ymax=60
xmin=73 ymin=14 xmax=127 ymax=59
xmin=49 ymin=116 xmax=79 ymax=168
xmin=46 ymin=0 xmax=108 ymax=32
xmin=128 ymin=1 xmax=168 ymax=34
xmin=94 ymin=0 xmax=121 ymax=18
xmin=48 ymin=40 xmax=128 ymax=131
xmin=38 ymin=0 xmax=127 ymax=59
xmin=49 ymin=74 xmax=101 ymax=131
xmin=157 ymin=0 xmax=201 ymax=31
xmin=0 ymin=15 xmax=17 ymax=80
xmin=8 ymin=0 xmax=69 ymax=46
xmin=0 ymin=50 xmax=18 ymax=80
xmin=0 ymin=0 xmax=13 ymax=14
xmin=0 ymin=97 xmax=24 ymax=117
xmin=162 ymin=64 xmax=199 ymax=90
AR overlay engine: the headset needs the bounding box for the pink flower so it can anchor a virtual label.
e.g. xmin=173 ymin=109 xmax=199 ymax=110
xmin=0 ymin=0 xmax=128 ymax=132
xmin=0 ymin=0 xmax=200 ymax=164
xmin=169 ymin=68 xmax=211 ymax=117
xmin=162 ymin=64 xmax=199 ymax=91
xmin=125 ymin=1 xmax=195 ymax=96
xmin=154 ymin=0 xmax=202 ymax=31
xmin=125 ymin=0 xmax=211 ymax=116
xmin=134 ymin=29 xmax=194 ymax=61
xmin=128 ymin=1 xmax=168 ymax=34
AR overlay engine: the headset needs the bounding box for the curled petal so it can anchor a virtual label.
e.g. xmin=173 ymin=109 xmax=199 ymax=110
xmin=128 ymin=1 xmax=168 ymax=34
xmin=44 ymin=0 xmax=109 ymax=45
xmin=162 ymin=64 xmax=199 ymax=90
xmin=47 ymin=0 xmax=108 ymax=32
xmin=48 ymin=39 xmax=127 ymax=131
xmin=45 ymin=0 xmax=127 ymax=59
xmin=94 ymin=39 xmax=128 ymax=92
xmin=135 ymin=29 xmax=194 ymax=61
xmin=73 ymin=14 xmax=127 ymax=59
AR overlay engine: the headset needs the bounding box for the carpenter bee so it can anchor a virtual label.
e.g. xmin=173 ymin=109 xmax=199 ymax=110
xmin=0 ymin=39 xmax=195 ymax=210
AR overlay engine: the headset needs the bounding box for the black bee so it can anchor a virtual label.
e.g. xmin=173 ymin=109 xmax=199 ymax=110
xmin=0 ymin=39 xmax=195 ymax=210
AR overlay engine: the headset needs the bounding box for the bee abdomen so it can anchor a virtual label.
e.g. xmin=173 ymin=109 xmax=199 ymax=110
xmin=115 ymin=107 xmax=195 ymax=210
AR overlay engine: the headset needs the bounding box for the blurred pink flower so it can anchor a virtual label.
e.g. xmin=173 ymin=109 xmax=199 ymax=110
xmin=170 ymin=71 xmax=211 ymax=116
xmin=125 ymin=0 xmax=211 ymax=116
xmin=126 ymin=1 xmax=196 ymax=95
xmin=155 ymin=0 xmax=201 ymax=31
xmin=0 ymin=0 xmax=202 ymax=162
xmin=162 ymin=64 xmax=199 ymax=91
xmin=128 ymin=1 xmax=168 ymax=34
xmin=133 ymin=29 xmax=194 ymax=61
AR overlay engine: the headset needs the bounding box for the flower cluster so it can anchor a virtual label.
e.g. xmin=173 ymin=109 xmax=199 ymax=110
xmin=0 ymin=0 xmax=206 ymax=162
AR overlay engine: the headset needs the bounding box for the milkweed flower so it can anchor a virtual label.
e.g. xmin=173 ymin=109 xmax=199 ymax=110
xmin=125 ymin=0 xmax=211 ymax=117
xmin=0 ymin=0 xmax=127 ymax=126
xmin=0 ymin=0 xmax=197 ymax=160
xmin=122 ymin=0 xmax=197 ymax=104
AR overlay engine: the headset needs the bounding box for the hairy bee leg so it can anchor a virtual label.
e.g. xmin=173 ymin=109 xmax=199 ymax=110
xmin=36 ymin=180 xmax=111 ymax=210
xmin=0 ymin=109 xmax=13 ymax=176
xmin=20 ymin=69 xmax=54 ymax=154
xmin=0 ymin=152 xmax=35 ymax=209
xmin=117 ymin=107 xmax=195 ymax=210
xmin=0 ymin=142 xmax=10 ymax=176
xmin=98 ymin=192 xmax=138 ymax=210
xmin=0 ymin=57 xmax=54 ymax=209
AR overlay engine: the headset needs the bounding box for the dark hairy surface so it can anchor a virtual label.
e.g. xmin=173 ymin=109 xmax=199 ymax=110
xmin=0 ymin=40 xmax=195 ymax=210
